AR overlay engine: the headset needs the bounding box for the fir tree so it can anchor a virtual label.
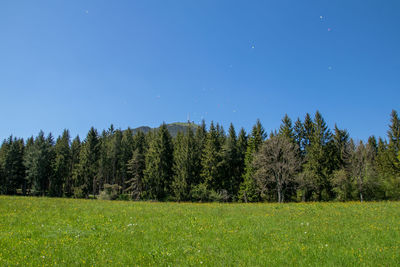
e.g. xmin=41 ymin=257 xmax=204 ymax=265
xmin=69 ymin=135 xmax=81 ymax=197
xmin=279 ymin=114 xmax=294 ymax=141
xmin=201 ymin=122 xmax=224 ymax=192
xmin=302 ymin=111 xmax=334 ymax=201
xmin=125 ymin=130 xmax=146 ymax=200
xmin=221 ymin=123 xmax=241 ymax=199
xmin=76 ymin=127 xmax=100 ymax=197
xmin=143 ymin=123 xmax=174 ymax=200
xmin=24 ymin=131 xmax=54 ymax=195
xmin=238 ymin=119 xmax=266 ymax=202
xmin=51 ymin=130 xmax=71 ymax=197
xmin=0 ymin=136 xmax=25 ymax=194
xmin=172 ymin=126 xmax=197 ymax=201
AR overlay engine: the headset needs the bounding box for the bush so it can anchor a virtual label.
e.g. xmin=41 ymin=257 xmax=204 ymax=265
xmin=98 ymin=184 xmax=122 ymax=200
xmin=73 ymin=187 xmax=85 ymax=198
xmin=117 ymin=194 xmax=130 ymax=201
xmin=209 ymin=189 xmax=229 ymax=202
xmin=190 ymin=183 xmax=210 ymax=202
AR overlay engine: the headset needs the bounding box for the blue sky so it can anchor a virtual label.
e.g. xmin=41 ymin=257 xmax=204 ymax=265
xmin=1 ymin=0 xmax=399 ymax=141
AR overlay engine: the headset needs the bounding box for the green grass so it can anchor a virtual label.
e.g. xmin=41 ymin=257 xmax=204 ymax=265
xmin=1 ymin=196 xmax=399 ymax=266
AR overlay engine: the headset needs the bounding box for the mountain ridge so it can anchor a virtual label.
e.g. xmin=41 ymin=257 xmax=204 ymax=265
xmin=131 ymin=122 xmax=196 ymax=137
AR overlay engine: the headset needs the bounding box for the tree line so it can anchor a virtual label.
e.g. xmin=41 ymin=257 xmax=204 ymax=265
xmin=1 ymin=110 xmax=399 ymax=202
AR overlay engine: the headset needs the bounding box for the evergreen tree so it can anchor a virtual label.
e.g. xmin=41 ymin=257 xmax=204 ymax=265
xmin=236 ymin=127 xmax=248 ymax=180
xmin=76 ymin=127 xmax=100 ymax=197
xmin=302 ymin=113 xmax=314 ymax=151
xmin=69 ymin=136 xmax=81 ymax=197
xmin=221 ymin=123 xmax=240 ymax=199
xmin=279 ymin=114 xmax=294 ymax=141
xmin=120 ymin=128 xmax=135 ymax=190
xmin=172 ymin=126 xmax=197 ymax=201
xmin=125 ymin=130 xmax=146 ymax=200
xmin=110 ymin=129 xmax=123 ymax=186
xmin=51 ymin=130 xmax=71 ymax=197
xmin=201 ymin=122 xmax=224 ymax=192
xmin=293 ymin=118 xmax=304 ymax=153
xmin=0 ymin=136 xmax=25 ymax=194
xmin=302 ymin=111 xmax=334 ymax=201
xmin=332 ymin=125 xmax=351 ymax=170
xmin=24 ymin=131 xmax=54 ymax=195
xmin=143 ymin=123 xmax=174 ymax=200
xmin=238 ymin=120 xmax=266 ymax=202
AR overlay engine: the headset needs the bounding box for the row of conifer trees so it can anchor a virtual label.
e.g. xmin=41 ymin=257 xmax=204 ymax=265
xmin=0 ymin=110 xmax=399 ymax=202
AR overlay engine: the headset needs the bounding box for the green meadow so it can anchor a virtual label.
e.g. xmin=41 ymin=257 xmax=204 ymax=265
xmin=1 ymin=196 xmax=399 ymax=266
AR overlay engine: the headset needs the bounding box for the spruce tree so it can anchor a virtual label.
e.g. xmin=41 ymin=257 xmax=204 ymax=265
xmin=69 ymin=136 xmax=81 ymax=197
xmin=125 ymin=130 xmax=146 ymax=200
xmin=201 ymin=122 xmax=224 ymax=193
xmin=302 ymin=111 xmax=334 ymax=200
xmin=172 ymin=126 xmax=197 ymax=201
xmin=76 ymin=127 xmax=100 ymax=197
xmin=143 ymin=123 xmax=174 ymax=200
xmin=279 ymin=114 xmax=294 ymax=141
xmin=24 ymin=131 xmax=54 ymax=196
xmin=0 ymin=136 xmax=25 ymax=194
xmin=293 ymin=118 xmax=304 ymax=153
xmin=238 ymin=119 xmax=266 ymax=202
xmin=51 ymin=130 xmax=71 ymax=197
xmin=221 ymin=123 xmax=240 ymax=199
xmin=120 ymin=128 xmax=135 ymax=190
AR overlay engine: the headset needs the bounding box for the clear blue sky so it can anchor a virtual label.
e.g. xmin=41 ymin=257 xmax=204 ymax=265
xmin=1 ymin=0 xmax=399 ymax=141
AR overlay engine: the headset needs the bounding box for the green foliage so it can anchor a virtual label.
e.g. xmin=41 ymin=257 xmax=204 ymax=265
xmin=238 ymin=120 xmax=265 ymax=202
xmin=125 ymin=131 xmax=146 ymax=200
xmin=51 ymin=129 xmax=71 ymax=197
xmin=172 ymin=126 xmax=198 ymax=201
xmin=0 ymin=136 xmax=25 ymax=194
xmin=143 ymin=123 xmax=174 ymax=200
xmin=23 ymin=131 xmax=54 ymax=196
xmin=75 ymin=127 xmax=100 ymax=198
xmin=302 ymin=111 xmax=334 ymax=201
xmin=98 ymin=183 xmax=122 ymax=200
xmin=1 ymin=110 xmax=400 ymax=203
xmin=201 ymin=122 xmax=224 ymax=192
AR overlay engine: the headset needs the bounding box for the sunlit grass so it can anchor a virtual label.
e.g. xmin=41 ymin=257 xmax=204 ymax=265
xmin=1 ymin=196 xmax=399 ymax=266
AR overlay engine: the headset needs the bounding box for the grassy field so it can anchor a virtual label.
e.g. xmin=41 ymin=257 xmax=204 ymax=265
xmin=0 ymin=197 xmax=399 ymax=266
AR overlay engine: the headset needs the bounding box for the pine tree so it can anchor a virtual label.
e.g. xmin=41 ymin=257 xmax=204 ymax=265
xmin=238 ymin=120 xmax=266 ymax=202
xmin=293 ymin=118 xmax=304 ymax=153
xmin=125 ymin=130 xmax=146 ymax=200
xmin=172 ymin=126 xmax=197 ymax=201
xmin=332 ymin=125 xmax=351 ymax=170
xmin=69 ymin=136 xmax=81 ymax=197
xmin=50 ymin=130 xmax=71 ymax=197
xmin=302 ymin=113 xmax=314 ymax=150
xmin=24 ymin=131 xmax=54 ymax=196
xmin=143 ymin=123 xmax=174 ymax=200
xmin=388 ymin=110 xmax=400 ymax=152
xmin=387 ymin=110 xmax=400 ymax=174
xmin=237 ymin=127 xmax=248 ymax=179
xmin=201 ymin=122 xmax=224 ymax=193
xmin=302 ymin=111 xmax=334 ymax=201
xmin=0 ymin=136 xmax=25 ymax=194
xmin=279 ymin=114 xmax=294 ymax=141
xmin=76 ymin=127 xmax=100 ymax=198
xmin=221 ymin=123 xmax=241 ymax=199
xmin=120 ymin=128 xmax=135 ymax=191
xmin=110 ymin=129 xmax=123 ymax=186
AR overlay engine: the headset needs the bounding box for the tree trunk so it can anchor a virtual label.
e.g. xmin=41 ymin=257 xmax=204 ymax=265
xmin=277 ymin=189 xmax=282 ymax=203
